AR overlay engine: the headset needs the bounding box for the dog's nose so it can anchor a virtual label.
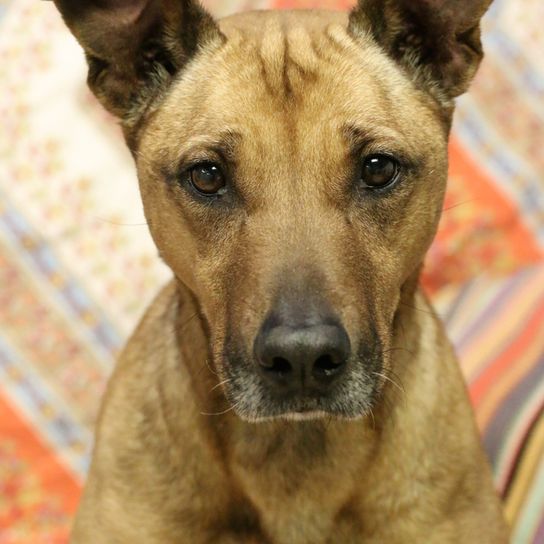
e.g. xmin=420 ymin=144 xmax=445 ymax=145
xmin=254 ymin=319 xmax=350 ymax=391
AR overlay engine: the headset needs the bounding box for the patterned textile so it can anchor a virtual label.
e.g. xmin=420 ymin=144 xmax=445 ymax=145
xmin=0 ymin=0 xmax=542 ymax=543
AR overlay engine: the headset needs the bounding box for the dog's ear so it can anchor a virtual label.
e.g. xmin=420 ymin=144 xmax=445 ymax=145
xmin=348 ymin=0 xmax=492 ymax=101
xmin=53 ymin=0 xmax=223 ymax=123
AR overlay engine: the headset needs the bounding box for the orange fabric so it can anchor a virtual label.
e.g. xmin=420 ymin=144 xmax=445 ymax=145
xmin=0 ymin=394 xmax=81 ymax=543
xmin=422 ymin=138 xmax=543 ymax=293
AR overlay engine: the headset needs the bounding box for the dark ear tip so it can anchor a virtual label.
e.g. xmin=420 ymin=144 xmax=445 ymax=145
xmin=52 ymin=0 xmax=222 ymax=123
xmin=53 ymin=0 xmax=151 ymax=21
xmin=348 ymin=0 xmax=491 ymax=100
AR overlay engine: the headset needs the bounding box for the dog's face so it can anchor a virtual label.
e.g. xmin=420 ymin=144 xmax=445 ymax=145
xmin=139 ymin=12 xmax=450 ymax=420
xmin=55 ymin=0 xmax=491 ymax=421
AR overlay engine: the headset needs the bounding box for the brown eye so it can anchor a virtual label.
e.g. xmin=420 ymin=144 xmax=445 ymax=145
xmin=189 ymin=163 xmax=226 ymax=195
xmin=361 ymin=155 xmax=399 ymax=188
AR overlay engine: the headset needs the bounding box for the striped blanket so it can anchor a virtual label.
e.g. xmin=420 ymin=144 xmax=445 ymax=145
xmin=0 ymin=0 xmax=542 ymax=542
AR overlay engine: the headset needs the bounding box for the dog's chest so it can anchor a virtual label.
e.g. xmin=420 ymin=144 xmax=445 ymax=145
xmin=251 ymin=499 xmax=338 ymax=544
xmin=238 ymin=489 xmax=361 ymax=544
xmin=229 ymin=429 xmax=365 ymax=544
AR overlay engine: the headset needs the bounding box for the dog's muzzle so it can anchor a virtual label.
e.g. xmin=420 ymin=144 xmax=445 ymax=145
xmin=222 ymin=280 xmax=379 ymax=420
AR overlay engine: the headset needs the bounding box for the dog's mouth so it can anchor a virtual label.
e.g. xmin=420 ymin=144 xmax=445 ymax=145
xmin=219 ymin=349 xmax=383 ymax=422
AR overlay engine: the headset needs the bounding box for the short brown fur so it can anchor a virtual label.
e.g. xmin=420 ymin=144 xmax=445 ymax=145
xmin=53 ymin=1 xmax=509 ymax=542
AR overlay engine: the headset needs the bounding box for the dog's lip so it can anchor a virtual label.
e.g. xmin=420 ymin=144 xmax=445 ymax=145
xmin=278 ymin=410 xmax=330 ymax=421
xmin=245 ymin=409 xmax=332 ymax=423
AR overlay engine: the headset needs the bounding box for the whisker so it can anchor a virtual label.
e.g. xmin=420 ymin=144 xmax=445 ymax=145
xmin=94 ymin=216 xmax=149 ymax=227
xmin=396 ymin=314 xmax=408 ymax=350
xmin=387 ymin=368 xmax=407 ymax=386
xmin=204 ymin=358 xmax=219 ymax=377
xmin=381 ymin=395 xmax=397 ymax=427
xmin=399 ymin=301 xmax=434 ymax=316
xmin=383 ymin=346 xmax=416 ymax=357
xmin=200 ymin=400 xmax=240 ymax=417
xmin=368 ymin=408 xmax=376 ymax=431
xmin=442 ymin=198 xmax=476 ymax=213
xmin=209 ymin=378 xmax=231 ymax=393
xmin=178 ymin=312 xmax=199 ymax=334
xmin=373 ymin=371 xmax=405 ymax=396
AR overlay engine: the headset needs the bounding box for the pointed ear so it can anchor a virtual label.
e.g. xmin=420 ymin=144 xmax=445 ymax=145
xmin=53 ymin=0 xmax=223 ymax=124
xmin=348 ymin=0 xmax=492 ymax=101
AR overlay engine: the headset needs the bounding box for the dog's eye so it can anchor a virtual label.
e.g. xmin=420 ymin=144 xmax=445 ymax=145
xmin=360 ymin=155 xmax=399 ymax=189
xmin=189 ymin=163 xmax=226 ymax=196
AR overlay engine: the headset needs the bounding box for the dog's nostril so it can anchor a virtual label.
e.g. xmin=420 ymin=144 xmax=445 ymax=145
xmin=313 ymin=354 xmax=343 ymax=378
xmin=268 ymin=357 xmax=292 ymax=376
xmin=254 ymin=317 xmax=351 ymax=390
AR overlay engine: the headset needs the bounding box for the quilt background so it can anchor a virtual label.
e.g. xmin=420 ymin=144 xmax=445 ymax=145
xmin=0 ymin=0 xmax=543 ymax=542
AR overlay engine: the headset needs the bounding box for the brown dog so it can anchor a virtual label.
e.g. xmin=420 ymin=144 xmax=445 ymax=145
xmin=53 ymin=0 xmax=510 ymax=542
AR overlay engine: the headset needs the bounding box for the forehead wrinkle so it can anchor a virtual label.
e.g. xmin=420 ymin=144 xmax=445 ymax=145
xmin=258 ymin=22 xmax=336 ymax=101
xmin=258 ymin=19 xmax=287 ymax=99
xmin=286 ymin=27 xmax=320 ymax=74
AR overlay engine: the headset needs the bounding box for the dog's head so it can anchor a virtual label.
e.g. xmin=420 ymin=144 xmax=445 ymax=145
xmin=55 ymin=0 xmax=491 ymax=421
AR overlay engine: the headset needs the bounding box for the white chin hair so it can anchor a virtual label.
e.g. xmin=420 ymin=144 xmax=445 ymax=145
xmin=244 ymin=411 xmax=332 ymax=423
xmin=280 ymin=411 xmax=330 ymax=421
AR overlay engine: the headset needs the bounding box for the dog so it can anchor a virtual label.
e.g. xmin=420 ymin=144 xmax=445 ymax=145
xmin=52 ymin=0 xmax=510 ymax=542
